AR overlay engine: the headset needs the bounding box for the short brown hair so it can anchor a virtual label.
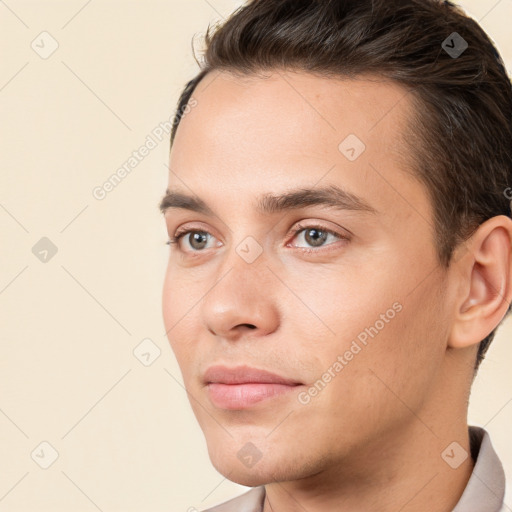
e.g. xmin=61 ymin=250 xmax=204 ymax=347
xmin=168 ymin=0 xmax=512 ymax=372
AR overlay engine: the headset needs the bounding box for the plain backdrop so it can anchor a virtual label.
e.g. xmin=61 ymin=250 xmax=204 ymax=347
xmin=1 ymin=1 xmax=511 ymax=510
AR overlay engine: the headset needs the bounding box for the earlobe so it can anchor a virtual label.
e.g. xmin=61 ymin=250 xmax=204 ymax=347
xmin=448 ymin=216 xmax=512 ymax=349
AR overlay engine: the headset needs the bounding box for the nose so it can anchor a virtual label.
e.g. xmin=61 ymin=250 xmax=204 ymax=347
xmin=200 ymin=248 xmax=281 ymax=342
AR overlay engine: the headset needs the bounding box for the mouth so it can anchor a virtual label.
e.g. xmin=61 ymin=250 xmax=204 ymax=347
xmin=203 ymin=364 xmax=303 ymax=410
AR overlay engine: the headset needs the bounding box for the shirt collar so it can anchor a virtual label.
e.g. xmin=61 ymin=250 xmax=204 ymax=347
xmin=451 ymin=426 xmax=506 ymax=512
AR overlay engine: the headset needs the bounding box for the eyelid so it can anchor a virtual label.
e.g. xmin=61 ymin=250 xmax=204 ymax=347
xmin=167 ymin=221 xmax=349 ymax=254
xmin=167 ymin=224 xmax=220 ymax=250
xmin=285 ymin=222 xmax=349 ymax=252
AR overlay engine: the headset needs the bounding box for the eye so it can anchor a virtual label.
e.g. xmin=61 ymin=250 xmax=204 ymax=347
xmin=288 ymin=223 xmax=348 ymax=251
xmin=166 ymin=229 xmax=219 ymax=252
xmin=166 ymin=223 xmax=348 ymax=254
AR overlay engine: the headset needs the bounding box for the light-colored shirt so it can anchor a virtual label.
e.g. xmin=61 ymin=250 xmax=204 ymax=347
xmin=201 ymin=426 xmax=507 ymax=512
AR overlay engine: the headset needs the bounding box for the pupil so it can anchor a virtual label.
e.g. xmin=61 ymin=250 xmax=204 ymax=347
xmin=191 ymin=232 xmax=208 ymax=249
xmin=306 ymin=228 xmax=327 ymax=247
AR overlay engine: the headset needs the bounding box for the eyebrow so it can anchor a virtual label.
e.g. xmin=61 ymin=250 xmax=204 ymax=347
xmin=159 ymin=184 xmax=378 ymax=217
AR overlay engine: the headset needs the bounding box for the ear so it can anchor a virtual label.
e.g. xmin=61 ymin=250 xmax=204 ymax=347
xmin=448 ymin=215 xmax=512 ymax=349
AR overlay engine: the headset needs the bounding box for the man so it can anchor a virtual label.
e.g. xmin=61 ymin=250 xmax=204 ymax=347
xmin=159 ymin=0 xmax=512 ymax=510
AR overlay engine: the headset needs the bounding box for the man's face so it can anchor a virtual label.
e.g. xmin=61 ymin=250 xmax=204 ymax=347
xmin=162 ymin=71 xmax=452 ymax=485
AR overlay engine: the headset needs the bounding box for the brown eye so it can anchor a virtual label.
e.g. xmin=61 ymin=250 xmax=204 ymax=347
xmin=290 ymin=223 xmax=347 ymax=251
xmin=185 ymin=232 xmax=209 ymax=250
xmin=168 ymin=229 xmax=216 ymax=252
xmin=302 ymin=227 xmax=329 ymax=247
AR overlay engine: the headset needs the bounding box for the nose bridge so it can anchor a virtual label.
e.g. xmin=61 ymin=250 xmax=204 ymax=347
xmin=200 ymin=234 xmax=281 ymax=336
xmin=215 ymin=234 xmax=272 ymax=303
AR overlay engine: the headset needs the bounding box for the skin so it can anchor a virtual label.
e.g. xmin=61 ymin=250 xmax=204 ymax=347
xmin=161 ymin=70 xmax=512 ymax=512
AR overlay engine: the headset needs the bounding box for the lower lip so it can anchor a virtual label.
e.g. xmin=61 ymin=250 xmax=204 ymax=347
xmin=207 ymin=382 xmax=300 ymax=409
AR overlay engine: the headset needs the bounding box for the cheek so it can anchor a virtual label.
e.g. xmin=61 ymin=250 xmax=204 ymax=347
xmin=162 ymin=270 xmax=178 ymax=338
xmin=162 ymin=266 xmax=201 ymax=368
xmin=328 ymin=276 xmax=447 ymax=418
xmin=293 ymin=254 xmax=447 ymax=400
xmin=285 ymin=258 xmax=400 ymax=351
xmin=162 ymin=262 xmax=201 ymax=328
xmin=291 ymin=298 xmax=445 ymax=452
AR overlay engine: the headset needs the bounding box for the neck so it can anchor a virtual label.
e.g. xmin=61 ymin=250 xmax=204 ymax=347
xmin=262 ymin=418 xmax=474 ymax=512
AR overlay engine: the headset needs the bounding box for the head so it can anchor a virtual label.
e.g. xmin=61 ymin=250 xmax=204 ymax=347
xmin=160 ymin=0 xmax=512 ymax=486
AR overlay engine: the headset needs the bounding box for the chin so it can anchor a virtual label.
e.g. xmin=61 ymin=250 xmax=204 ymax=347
xmin=217 ymin=467 xmax=271 ymax=487
xmin=207 ymin=444 xmax=315 ymax=487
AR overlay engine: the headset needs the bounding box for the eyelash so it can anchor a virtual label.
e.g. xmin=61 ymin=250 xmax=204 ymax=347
xmin=166 ymin=223 xmax=348 ymax=254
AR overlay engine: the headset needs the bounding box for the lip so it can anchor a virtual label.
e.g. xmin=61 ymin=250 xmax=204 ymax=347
xmin=203 ymin=365 xmax=301 ymax=386
xmin=203 ymin=365 xmax=302 ymax=410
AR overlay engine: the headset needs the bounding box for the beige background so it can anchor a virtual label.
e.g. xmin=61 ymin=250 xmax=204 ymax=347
xmin=1 ymin=1 xmax=511 ymax=510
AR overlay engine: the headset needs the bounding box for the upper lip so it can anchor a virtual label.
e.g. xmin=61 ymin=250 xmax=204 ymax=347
xmin=203 ymin=365 xmax=301 ymax=386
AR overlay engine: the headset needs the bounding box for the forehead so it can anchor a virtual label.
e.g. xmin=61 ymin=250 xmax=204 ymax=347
xmin=176 ymin=70 xmax=414 ymax=143
xmin=168 ymin=70 xmax=430 ymax=226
